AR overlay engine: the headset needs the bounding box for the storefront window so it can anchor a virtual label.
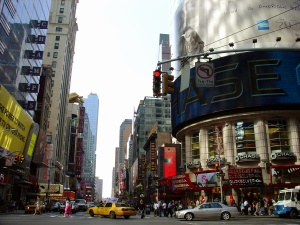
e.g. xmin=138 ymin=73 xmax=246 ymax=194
xmin=235 ymin=121 xmax=255 ymax=155
xmin=267 ymin=119 xmax=290 ymax=153
xmin=191 ymin=132 xmax=200 ymax=161
xmin=208 ymin=125 xmax=224 ymax=157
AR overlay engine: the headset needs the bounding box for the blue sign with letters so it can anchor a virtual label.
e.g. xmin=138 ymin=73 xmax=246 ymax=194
xmin=171 ymin=51 xmax=300 ymax=134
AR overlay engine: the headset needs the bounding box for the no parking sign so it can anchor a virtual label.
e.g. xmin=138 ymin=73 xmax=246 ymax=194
xmin=195 ymin=62 xmax=215 ymax=87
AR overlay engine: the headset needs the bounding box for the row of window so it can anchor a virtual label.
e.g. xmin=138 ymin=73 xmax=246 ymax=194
xmin=188 ymin=119 xmax=291 ymax=162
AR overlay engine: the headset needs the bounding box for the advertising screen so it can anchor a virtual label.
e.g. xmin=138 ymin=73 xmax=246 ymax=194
xmin=164 ymin=146 xmax=176 ymax=178
xmin=171 ymin=50 xmax=300 ymax=132
xmin=0 ymin=85 xmax=33 ymax=154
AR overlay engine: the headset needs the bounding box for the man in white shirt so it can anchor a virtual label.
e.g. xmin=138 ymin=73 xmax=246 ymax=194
xmin=243 ymin=200 xmax=249 ymax=215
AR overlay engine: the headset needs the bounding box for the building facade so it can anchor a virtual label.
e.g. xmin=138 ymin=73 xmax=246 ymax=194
xmin=165 ymin=0 xmax=300 ymax=206
xmin=40 ymin=0 xmax=78 ymax=190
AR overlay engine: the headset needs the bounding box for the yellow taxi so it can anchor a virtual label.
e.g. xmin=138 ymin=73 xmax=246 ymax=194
xmin=86 ymin=202 xmax=136 ymax=219
xmin=24 ymin=201 xmax=46 ymax=214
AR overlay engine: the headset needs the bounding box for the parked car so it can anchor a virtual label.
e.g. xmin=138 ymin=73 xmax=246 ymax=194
xmin=51 ymin=202 xmax=60 ymax=212
xmin=75 ymin=199 xmax=87 ymax=211
xmin=174 ymin=202 xmax=240 ymax=221
xmin=59 ymin=201 xmax=78 ymax=214
xmin=86 ymin=202 xmax=95 ymax=209
xmin=86 ymin=202 xmax=137 ymax=219
xmin=24 ymin=201 xmax=46 ymax=214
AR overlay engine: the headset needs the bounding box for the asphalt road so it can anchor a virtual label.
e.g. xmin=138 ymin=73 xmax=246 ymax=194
xmin=0 ymin=211 xmax=299 ymax=225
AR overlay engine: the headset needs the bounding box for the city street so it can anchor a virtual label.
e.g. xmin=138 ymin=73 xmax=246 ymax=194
xmin=0 ymin=211 xmax=299 ymax=225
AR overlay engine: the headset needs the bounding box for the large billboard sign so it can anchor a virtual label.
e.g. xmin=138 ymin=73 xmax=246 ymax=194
xmin=173 ymin=0 xmax=300 ymax=62
xmin=171 ymin=50 xmax=300 ymax=133
xmin=0 ymin=85 xmax=33 ymax=154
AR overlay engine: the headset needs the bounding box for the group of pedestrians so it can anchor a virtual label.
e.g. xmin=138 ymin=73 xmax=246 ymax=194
xmin=139 ymin=199 xmax=184 ymax=218
xmin=240 ymin=198 xmax=275 ymax=216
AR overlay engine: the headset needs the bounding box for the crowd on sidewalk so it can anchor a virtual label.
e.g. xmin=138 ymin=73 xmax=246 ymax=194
xmin=240 ymin=198 xmax=275 ymax=216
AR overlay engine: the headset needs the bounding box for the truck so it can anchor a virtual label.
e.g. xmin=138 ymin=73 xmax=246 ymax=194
xmin=273 ymin=185 xmax=300 ymax=218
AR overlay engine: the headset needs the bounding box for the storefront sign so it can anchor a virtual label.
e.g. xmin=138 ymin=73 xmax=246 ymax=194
xmin=270 ymin=152 xmax=295 ymax=160
xmin=235 ymin=154 xmax=260 ymax=162
xmin=228 ymin=167 xmax=263 ymax=187
xmin=206 ymin=157 xmax=225 ymax=166
xmin=187 ymin=161 xmax=201 ymax=169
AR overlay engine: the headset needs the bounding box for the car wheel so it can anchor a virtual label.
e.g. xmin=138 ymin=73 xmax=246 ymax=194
xmin=89 ymin=210 xmax=94 ymax=217
xmin=110 ymin=211 xmax=116 ymax=219
xmin=184 ymin=213 xmax=194 ymax=221
xmin=221 ymin=212 xmax=231 ymax=220
xmin=290 ymin=209 xmax=298 ymax=219
xmin=124 ymin=216 xmax=130 ymax=219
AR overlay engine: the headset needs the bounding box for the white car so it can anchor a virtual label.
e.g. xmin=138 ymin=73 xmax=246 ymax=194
xmin=175 ymin=202 xmax=240 ymax=221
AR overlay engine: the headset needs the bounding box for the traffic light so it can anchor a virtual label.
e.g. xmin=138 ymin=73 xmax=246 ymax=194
xmin=19 ymin=155 xmax=24 ymax=163
xmin=15 ymin=154 xmax=20 ymax=164
xmin=162 ymin=72 xmax=174 ymax=95
xmin=153 ymin=69 xmax=161 ymax=97
xmin=215 ymin=163 xmax=219 ymax=172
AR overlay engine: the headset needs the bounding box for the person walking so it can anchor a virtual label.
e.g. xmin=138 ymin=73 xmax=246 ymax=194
xmin=139 ymin=200 xmax=145 ymax=219
xmin=167 ymin=201 xmax=173 ymax=217
xmin=162 ymin=201 xmax=167 ymax=217
xmin=63 ymin=197 xmax=72 ymax=217
xmin=153 ymin=201 xmax=158 ymax=217
xmin=34 ymin=197 xmax=41 ymax=215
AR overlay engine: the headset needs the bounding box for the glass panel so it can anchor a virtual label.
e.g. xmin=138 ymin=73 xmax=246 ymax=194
xmin=208 ymin=125 xmax=224 ymax=157
xmin=235 ymin=121 xmax=255 ymax=154
xmin=268 ymin=119 xmax=290 ymax=153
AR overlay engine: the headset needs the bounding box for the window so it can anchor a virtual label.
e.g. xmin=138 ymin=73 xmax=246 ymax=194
xmin=235 ymin=121 xmax=255 ymax=155
xmin=52 ymin=71 xmax=55 ymax=77
xmin=61 ymin=0 xmax=65 ymax=5
xmin=191 ymin=132 xmax=200 ymax=161
xmin=208 ymin=125 xmax=224 ymax=157
xmin=55 ymin=36 xmax=60 ymax=41
xmin=47 ymin=52 xmax=50 ymax=57
xmin=53 ymin=52 xmax=58 ymax=58
xmin=54 ymin=43 xmax=59 ymax=49
xmin=55 ymin=27 xmax=62 ymax=32
xmin=58 ymin=17 xmax=63 ymax=23
xmin=268 ymin=119 xmax=290 ymax=153
xmin=52 ymin=61 xmax=57 ymax=68
xmin=59 ymin=8 xmax=64 ymax=13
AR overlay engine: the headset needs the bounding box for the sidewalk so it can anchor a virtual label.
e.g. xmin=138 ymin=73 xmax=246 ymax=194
xmin=0 ymin=210 xmax=25 ymax=215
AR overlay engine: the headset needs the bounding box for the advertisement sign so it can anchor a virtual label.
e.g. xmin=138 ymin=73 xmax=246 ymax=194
xmin=228 ymin=167 xmax=264 ymax=187
xmin=173 ymin=0 xmax=300 ymax=67
xmin=164 ymin=147 xmax=176 ymax=178
xmin=0 ymin=85 xmax=33 ymax=153
xmin=171 ymin=51 xmax=300 ymax=133
xmin=270 ymin=165 xmax=300 ymax=185
xmin=150 ymin=141 xmax=156 ymax=171
xmin=195 ymin=172 xmax=218 ymax=187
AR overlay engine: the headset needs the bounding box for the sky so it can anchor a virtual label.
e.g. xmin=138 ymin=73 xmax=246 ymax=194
xmin=70 ymin=0 xmax=170 ymax=198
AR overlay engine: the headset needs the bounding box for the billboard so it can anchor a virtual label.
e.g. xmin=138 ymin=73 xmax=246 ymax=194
xmin=173 ymin=0 xmax=300 ymax=63
xmin=0 ymin=85 xmax=33 ymax=154
xmin=171 ymin=50 xmax=300 ymax=133
xmin=164 ymin=146 xmax=176 ymax=178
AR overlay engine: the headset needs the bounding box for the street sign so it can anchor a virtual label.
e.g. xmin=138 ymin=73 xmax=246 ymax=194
xmin=217 ymin=172 xmax=225 ymax=177
xmin=195 ymin=62 xmax=215 ymax=87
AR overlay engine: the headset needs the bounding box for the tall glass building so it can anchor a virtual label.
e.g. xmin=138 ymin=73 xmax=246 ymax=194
xmin=0 ymin=0 xmax=51 ymax=117
xmin=82 ymin=93 xmax=99 ymax=198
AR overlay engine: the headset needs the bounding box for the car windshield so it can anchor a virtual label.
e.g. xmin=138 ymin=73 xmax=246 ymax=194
xmin=115 ymin=203 xmax=130 ymax=207
xmin=75 ymin=199 xmax=86 ymax=204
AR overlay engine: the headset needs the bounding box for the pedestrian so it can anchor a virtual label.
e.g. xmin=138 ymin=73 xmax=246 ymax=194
xmin=243 ymin=199 xmax=249 ymax=215
xmin=153 ymin=201 xmax=158 ymax=216
xmin=139 ymin=200 xmax=145 ymax=219
xmin=158 ymin=199 xmax=163 ymax=217
xmin=167 ymin=201 xmax=173 ymax=217
xmin=162 ymin=201 xmax=167 ymax=217
xmin=240 ymin=201 xmax=244 ymax=215
xmin=34 ymin=197 xmax=41 ymax=215
xmin=63 ymin=197 xmax=72 ymax=217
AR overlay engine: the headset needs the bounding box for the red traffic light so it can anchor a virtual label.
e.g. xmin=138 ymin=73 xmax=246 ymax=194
xmin=153 ymin=69 xmax=161 ymax=77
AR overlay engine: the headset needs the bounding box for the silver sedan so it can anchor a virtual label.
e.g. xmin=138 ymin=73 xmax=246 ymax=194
xmin=175 ymin=202 xmax=240 ymax=221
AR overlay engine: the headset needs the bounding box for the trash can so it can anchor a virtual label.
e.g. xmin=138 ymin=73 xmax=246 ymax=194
xmin=145 ymin=205 xmax=151 ymax=215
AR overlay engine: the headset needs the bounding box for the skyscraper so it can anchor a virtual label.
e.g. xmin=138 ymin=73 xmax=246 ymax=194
xmin=82 ymin=93 xmax=99 ymax=199
xmin=40 ymin=0 xmax=79 ymax=187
